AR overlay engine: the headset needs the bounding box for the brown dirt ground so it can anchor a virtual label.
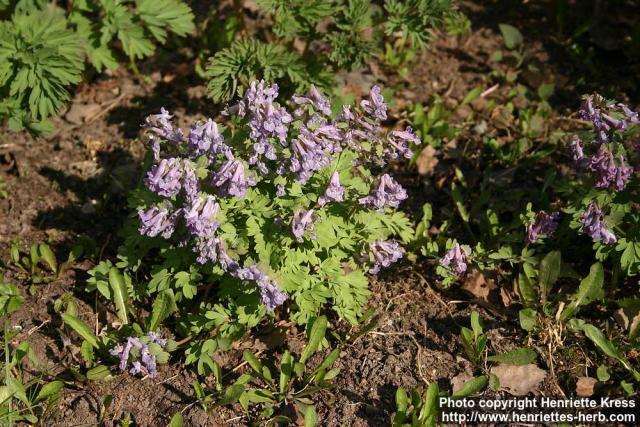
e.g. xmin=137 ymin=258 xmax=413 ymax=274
xmin=1 ymin=1 xmax=637 ymax=425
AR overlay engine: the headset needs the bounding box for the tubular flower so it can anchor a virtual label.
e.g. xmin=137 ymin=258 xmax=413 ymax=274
xmin=365 ymin=240 xmax=405 ymax=274
xmin=211 ymin=160 xmax=256 ymax=199
xmin=109 ymin=333 xmax=168 ymax=379
xmin=183 ymin=195 xmax=220 ymax=237
xmin=138 ymin=203 xmax=179 ymax=239
xmin=440 ymin=243 xmax=468 ymax=275
xmin=292 ymin=85 xmax=332 ymax=116
xmin=230 ymin=265 xmax=287 ymax=311
xmin=526 ymin=211 xmax=560 ymax=244
xmin=588 ymin=147 xmax=633 ymax=191
xmin=188 ymin=119 xmax=230 ymax=158
xmin=579 ymin=95 xmax=612 ymax=144
xmin=145 ymin=158 xmax=184 ymax=197
xmin=580 ymin=203 xmax=617 ymax=245
xmin=281 ymin=125 xmax=333 ymax=183
xmin=569 ymin=135 xmax=587 ymax=169
xmin=358 ymin=174 xmax=407 ymax=210
xmin=386 ymin=127 xmax=420 ymax=159
xmin=318 ymin=171 xmax=345 ymax=206
xmin=291 ymin=209 xmax=315 ymax=240
xmin=144 ymin=108 xmax=184 ymax=146
xmin=360 ymin=85 xmax=387 ymax=121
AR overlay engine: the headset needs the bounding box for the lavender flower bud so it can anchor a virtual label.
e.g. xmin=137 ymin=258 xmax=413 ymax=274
xmin=291 ymin=209 xmax=315 ymax=241
xmin=138 ymin=203 xmax=179 ymax=239
xmin=580 ymin=202 xmax=617 ymax=245
xmin=569 ymin=135 xmax=587 ymax=169
xmin=386 ymin=127 xmax=420 ymax=160
xmin=526 ymin=211 xmax=560 ymax=244
xmin=365 ymin=240 xmax=405 ymax=274
xmin=358 ymin=174 xmax=407 ymax=210
xmin=211 ymin=160 xmax=256 ymax=199
xmin=318 ymin=171 xmax=345 ymax=206
xmin=440 ymin=243 xmax=468 ymax=275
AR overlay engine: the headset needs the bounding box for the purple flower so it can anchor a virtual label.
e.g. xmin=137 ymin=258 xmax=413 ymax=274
xmin=138 ymin=204 xmax=179 ymax=239
xmin=280 ymin=125 xmax=333 ymax=183
xmin=569 ymin=135 xmax=587 ymax=169
xmin=144 ymin=108 xmax=184 ymax=145
xmin=386 ymin=127 xmax=420 ymax=160
xmin=229 ymin=264 xmax=287 ymax=311
xmin=526 ymin=211 xmax=560 ymax=244
xmin=184 ymin=195 xmax=220 ymax=237
xmin=188 ymin=119 xmax=230 ymax=158
xmin=109 ymin=333 xmax=167 ymax=379
xmin=580 ymin=203 xmax=617 ymax=245
xmin=364 ymin=240 xmax=405 ymax=274
xmin=292 ymin=85 xmax=332 ymax=116
xmin=589 ymin=147 xmax=633 ymax=191
xmin=211 ymin=160 xmax=256 ymax=199
xmin=579 ymin=95 xmax=611 ymax=144
xmin=440 ymin=243 xmax=468 ymax=275
xmin=276 ymin=184 xmax=286 ymax=197
xmin=358 ymin=174 xmax=407 ymax=210
xmin=360 ymin=85 xmax=387 ymax=121
xmin=258 ymin=281 xmax=288 ymax=311
xmin=614 ymin=103 xmax=639 ymax=124
xmin=145 ymin=158 xmax=184 ymax=197
xmin=194 ymin=234 xmax=225 ymax=265
xmin=318 ymin=171 xmax=345 ymax=206
xmin=292 ymin=209 xmax=315 ymax=241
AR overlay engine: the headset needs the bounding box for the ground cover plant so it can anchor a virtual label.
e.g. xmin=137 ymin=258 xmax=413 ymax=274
xmin=1 ymin=1 xmax=640 ymax=425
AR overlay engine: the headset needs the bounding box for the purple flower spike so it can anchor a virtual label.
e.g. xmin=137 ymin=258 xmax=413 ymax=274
xmin=188 ymin=119 xmax=230 ymax=158
xmin=580 ymin=203 xmax=617 ymax=245
xmin=145 ymin=158 xmax=184 ymax=197
xmin=318 ymin=171 xmax=345 ymax=206
xmin=579 ymin=95 xmax=611 ymax=144
xmin=569 ymin=135 xmax=587 ymax=169
xmin=292 ymin=209 xmax=315 ymax=240
xmin=292 ymin=85 xmax=332 ymax=116
xmin=144 ymin=108 xmax=183 ymax=145
xmin=440 ymin=243 xmax=468 ymax=275
xmin=281 ymin=125 xmax=333 ymax=183
xmin=366 ymin=240 xmax=405 ymax=274
xmin=138 ymin=204 xmax=179 ymax=239
xmin=358 ymin=174 xmax=407 ymax=210
xmin=386 ymin=127 xmax=420 ymax=160
xmin=184 ymin=195 xmax=220 ymax=237
xmin=589 ymin=147 xmax=633 ymax=191
xmin=258 ymin=281 xmax=288 ymax=311
xmin=526 ymin=210 xmax=560 ymax=244
xmin=211 ymin=160 xmax=256 ymax=199
xmin=360 ymin=85 xmax=387 ymax=121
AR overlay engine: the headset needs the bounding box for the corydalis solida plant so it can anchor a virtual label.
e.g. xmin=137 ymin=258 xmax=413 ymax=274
xmin=133 ymin=81 xmax=415 ymax=327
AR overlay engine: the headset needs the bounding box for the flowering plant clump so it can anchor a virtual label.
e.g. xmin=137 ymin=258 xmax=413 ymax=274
xmin=109 ymin=332 xmax=174 ymax=378
xmin=117 ymin=81 xmax=413 ymax=367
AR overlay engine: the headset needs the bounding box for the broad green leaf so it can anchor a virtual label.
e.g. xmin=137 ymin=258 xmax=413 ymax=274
xmin=519 ymin=308 xmax=538 ymax=331
xmin=243 ymin=351 xmax=263 ymax=376
xmin=303 ymin=404 xmax=317 ymax=427
xmin=460 ymin=87 xmax=482 ymax=106
xmin=582 ymin=324 xmax=638 ymax=379
xmin=518 ymin=272 xmax=536 ymax=307
xmin=87 ymin=365 xmax=113 ymax=381
xmin=149 ymin=289 xmax=178 ymax=331
xmin=300 ymin=316 xmax=328 ymax=364
xmin=487 ymin=348 xmax=537 ymax=365
xmin=561 ymin=262 xmax=604 ymax=321
xmin=34 ymin=380 xmax=63 ymax=403
xmin=538 ymin=251 xmax=561 ymax=304
xmin=108 ymin=267 xmax=130 ymax=324
xmin=61 ymin=313 xmax=99 ymax=349
xmin=39 ymin=243 xmax=57 ymax=273
xmin=168 ymin=412 xmax=184 ymax=427
xmin=451 ymin=375 xmax=488 ymax=398
xmin=498 ymin=24 xmax=523 ymax=49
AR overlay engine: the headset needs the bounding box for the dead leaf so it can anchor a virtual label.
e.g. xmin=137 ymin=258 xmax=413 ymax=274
xmin=576 ymin=377 xmax=597 ymax=397
xmin=490 ymin=363 xmax=546 ymax=396
xmin=416 ymin=145 xmax=439 ymax=176
xmin=463 ymin=268 xmax=497 ymax=301
xmin=499 ymin=287 xmax=512 ymax=307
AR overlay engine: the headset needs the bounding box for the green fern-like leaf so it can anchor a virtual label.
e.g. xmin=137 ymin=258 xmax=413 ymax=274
xmin=135 ymin=0 xmax=195 ymax=43
xmin=384 ymin=0 xmax=454 ymax=47
xmin=257 ymin=0 xmax=335 ymax=40
xmin=0 ymin=5 xmax=84 ymax=128
xmin=205 ymin=39 xmax=333 ymax=103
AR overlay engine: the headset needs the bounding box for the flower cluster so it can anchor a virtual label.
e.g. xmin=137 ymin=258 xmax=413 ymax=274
xmin=110 ymin=332 xmax=168 ymax=378
xmin=580 ymin=202 xmax=617 ymax=245
xmin=526 ymin=210 xmax=560 ymax=244
xmin=572 ymin=95 xmax=636 ymax=192
xmin=135 ymin=81 xmax=414 ymax=315
xmin=440 ymin=243 xmax=468 ymax=275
